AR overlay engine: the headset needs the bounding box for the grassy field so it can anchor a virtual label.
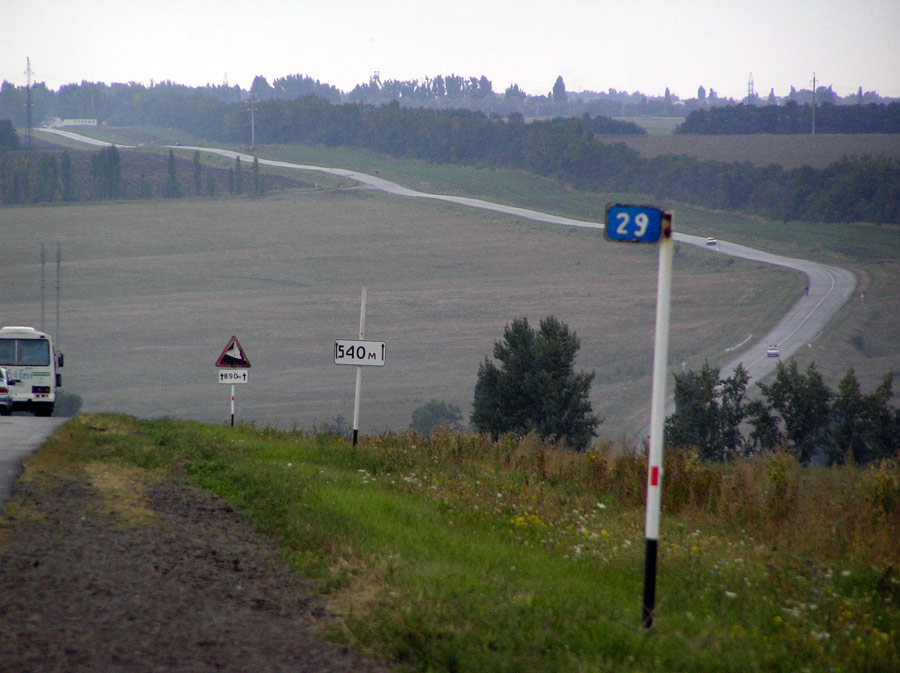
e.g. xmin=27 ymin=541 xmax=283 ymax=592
xmin=25 ymin=413 xmax=900 ymax=672
xmin=596 ymin=133 xmax=900 ymax=169
xmin=1 ymin=185 xmax=803 ymax=440
xmin=8 ymin=129 xmax=900 ymax=438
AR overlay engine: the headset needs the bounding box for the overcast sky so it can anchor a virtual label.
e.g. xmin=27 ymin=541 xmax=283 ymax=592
xmin=4 ymin=0 xmax=899 ymax=100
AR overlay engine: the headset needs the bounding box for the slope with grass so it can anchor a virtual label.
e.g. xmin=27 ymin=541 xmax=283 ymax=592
xmin=6 ymin=414 xmax=896 ymax=673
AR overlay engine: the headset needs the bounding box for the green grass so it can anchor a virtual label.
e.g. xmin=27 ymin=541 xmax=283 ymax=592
xmin=33 ymin=414 xmax=900 ymax=673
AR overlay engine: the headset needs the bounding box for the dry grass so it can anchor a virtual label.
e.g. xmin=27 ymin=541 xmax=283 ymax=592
xmin=84 ymin=462 xmax=158 ymax=527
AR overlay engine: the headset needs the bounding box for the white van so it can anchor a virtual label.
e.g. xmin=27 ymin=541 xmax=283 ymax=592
xmin=0 ymin=326 xmax=64 ymax=416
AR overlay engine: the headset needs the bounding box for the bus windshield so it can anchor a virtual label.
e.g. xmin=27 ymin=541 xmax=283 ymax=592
xmin=0 ymin=338 xmax=51 ymax=366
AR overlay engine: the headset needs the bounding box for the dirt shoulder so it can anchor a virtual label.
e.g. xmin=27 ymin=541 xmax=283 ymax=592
xmin=0 ymin=462 xmax=391 ymax=673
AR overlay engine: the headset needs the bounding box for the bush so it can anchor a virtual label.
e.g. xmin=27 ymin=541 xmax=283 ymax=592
xmin=410 ymin=399 xmax=463 ymax=436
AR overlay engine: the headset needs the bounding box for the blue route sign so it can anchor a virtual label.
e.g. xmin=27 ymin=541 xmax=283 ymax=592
xmin=604 ymin=204 xmax=670 ymax=243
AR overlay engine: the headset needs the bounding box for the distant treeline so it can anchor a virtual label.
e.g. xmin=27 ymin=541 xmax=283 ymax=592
xmin=4 ymin=75 xmax=899 ymax=128
xmin=205 ymin=97 xmax=896 ymax=224
xmin=678 ymin=101 xmax=900 ymax=134
xmin=0 ymin=143 xmax=273 ymax=205
xmin=4 ymin=92 xmax=900 ymax=223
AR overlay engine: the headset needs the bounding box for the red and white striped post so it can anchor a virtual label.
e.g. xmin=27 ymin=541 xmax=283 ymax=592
xmin=641 ymin=218 xmax=674 ymax=628
xmin=603 ymin=203 xmax=673 ymax=629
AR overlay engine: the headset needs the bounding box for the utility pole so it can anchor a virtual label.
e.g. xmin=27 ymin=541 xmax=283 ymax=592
xmin=25 ymin=57 xmax=34 ymax=148
xmin=56 ymin=243 xmax=61 ymax=348
xmin=811 ymin=73 xmax=817 ymax=135
xmin=40 ymin=244 xmax=46 ymax=332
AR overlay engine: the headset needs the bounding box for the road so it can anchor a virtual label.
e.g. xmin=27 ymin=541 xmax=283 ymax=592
xmin=34 ymin=128 xmax=857 ymax=439
xmin=173 ymin=143 xmax=856 ymax=388
xmin=0 ymin=417 xmax=67 ymax=506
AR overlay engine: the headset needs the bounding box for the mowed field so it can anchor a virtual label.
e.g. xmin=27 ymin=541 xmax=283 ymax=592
xmin=1 ymin=187 xmax=802 ymax=439
xmin=596 ymin=132 xmax=900 ymax=169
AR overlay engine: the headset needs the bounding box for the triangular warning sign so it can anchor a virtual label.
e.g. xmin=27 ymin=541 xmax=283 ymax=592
xmin=215 ymin=336 xmax=251 ymax=368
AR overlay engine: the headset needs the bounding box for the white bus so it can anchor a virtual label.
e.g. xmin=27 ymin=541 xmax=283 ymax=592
xmin=0 ymin=326 xmax=64 ymax=416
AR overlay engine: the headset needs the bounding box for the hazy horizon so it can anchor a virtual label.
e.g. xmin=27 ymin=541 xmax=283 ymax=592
xmin=4 ymin=0 xmax=899 ymax=101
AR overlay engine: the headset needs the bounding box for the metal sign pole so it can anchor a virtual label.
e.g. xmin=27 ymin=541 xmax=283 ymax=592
xmin=230 ymin=384 xmax=235 ymax=427
xmin=352 ymin=286 xmax=367 ymax=446
xmin=641 ymin=223 xmax=674 ymax=629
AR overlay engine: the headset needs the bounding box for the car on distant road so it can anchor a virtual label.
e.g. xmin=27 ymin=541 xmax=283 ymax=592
xmin=706 ymin=237 xmax=717 ymax=246
xmin=0 ymin=368 xmax=13 ymax=415
xmin=767 ymin=345 xmax=780 ymax=357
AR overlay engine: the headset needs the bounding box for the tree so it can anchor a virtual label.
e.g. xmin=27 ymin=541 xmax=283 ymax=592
xmin=833 ymin=371 xmax=900 ymax=464
xmin=163 ymin=149 xmax=181 ymax=198
xmin=0 ymin=119 xmax=19 ymax=151
xmin=665 ymin=362 xmax=749 ymax=461
xmin=831 ymin=368 xmax=866 ymax=464
xmin=410 ymin=399 xmax=463 ymax=436
xmin=34 ymin=153 xmax=60 ymax=203
xmin=89 ymin=145 xmax=121 ymax=200
xmin=552 ymin=76 xmax=567 ymax=104
xmin=754 ymin=361 xmax=832 ymax=464
xmin=193 ymin=150 xmax=202 ymax=194
xmin=471 ymin=316 xmax=600 ymax=449
xmin=60 ymin=150 xmax=75 ymax=201
xmin=234 ymin=156 xmax=243 ymax=194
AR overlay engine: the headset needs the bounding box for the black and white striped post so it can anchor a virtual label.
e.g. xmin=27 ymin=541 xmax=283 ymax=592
xmin=604 ymin=204 xmax=673 ymax=629
xmin=333 ymin=287 xmax=386 ymax=446
xmin=352 ymin=286 xmax=367 ymax=446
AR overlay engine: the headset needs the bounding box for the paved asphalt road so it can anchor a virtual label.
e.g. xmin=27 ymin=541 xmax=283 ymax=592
xmin=0 ymin=417 xmax=67 ymax=506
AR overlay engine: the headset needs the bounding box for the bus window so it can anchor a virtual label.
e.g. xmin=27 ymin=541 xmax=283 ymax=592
xmin=0 ymin=339 xmax=14 ymax=364
xmin=18 ymin=340 xmax=50 ymax=366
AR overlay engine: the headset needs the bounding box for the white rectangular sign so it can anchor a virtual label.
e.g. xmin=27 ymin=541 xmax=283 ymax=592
xmin=334 ymin=339 xmax=386 ymax=366
xmin=218 ymin=370 xmax=249 ymax=384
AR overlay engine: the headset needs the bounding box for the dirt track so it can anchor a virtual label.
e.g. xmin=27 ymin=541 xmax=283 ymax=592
xmin=0 ymin=469 xmax=391 ymax=672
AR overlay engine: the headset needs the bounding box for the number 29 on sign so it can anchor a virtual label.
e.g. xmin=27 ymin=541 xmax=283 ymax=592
xmin=604 ymin=204 xmax=666 ymax=243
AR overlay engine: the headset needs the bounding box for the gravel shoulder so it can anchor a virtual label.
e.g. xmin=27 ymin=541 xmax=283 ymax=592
xmin=0 ymin=461 xmax=391 ymax=673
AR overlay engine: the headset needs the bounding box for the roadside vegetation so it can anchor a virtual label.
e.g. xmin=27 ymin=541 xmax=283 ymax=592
xmin=667 ymin=361 xmax=900 ymax=465
xmin=29 ymin=413 xmax=900 ymax=673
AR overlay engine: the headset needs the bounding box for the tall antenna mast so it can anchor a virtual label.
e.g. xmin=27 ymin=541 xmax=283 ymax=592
xmin=25 ymin=57 xmax=34 ymax=148
xmin=747 ymin=72 xmax=755 ymax=100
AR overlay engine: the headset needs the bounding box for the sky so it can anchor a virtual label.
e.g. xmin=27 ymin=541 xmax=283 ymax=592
xmin=4 ymin=0 xmax=900 ymax=100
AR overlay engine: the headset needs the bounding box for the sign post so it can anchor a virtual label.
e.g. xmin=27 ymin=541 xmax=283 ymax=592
xmin=604 ymin=203 xmax=673 ymax=629
xmin=352 ymin=287 xmax=366 ymax=446
xmin=215 ymin=336 xmax=251 ymax=427
xmin=333 ymin=288 xmax=386 ymax=446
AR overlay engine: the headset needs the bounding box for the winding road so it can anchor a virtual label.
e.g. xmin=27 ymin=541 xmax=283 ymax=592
xmin=18 ymin=128 xmax=856 ymax=451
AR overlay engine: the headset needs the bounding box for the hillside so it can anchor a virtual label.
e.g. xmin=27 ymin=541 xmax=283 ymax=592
xmin=596 ymin=132 xmax=900 ymax=170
